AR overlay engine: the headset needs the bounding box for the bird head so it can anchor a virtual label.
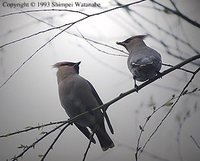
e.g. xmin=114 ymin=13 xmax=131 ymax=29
xmin=53 ymin=61 xmax=81 ymax=83
xmin=53 ymin=61 xmax=81 ymax=74
xmin=116 ymin=35 xmax=147 ymax=52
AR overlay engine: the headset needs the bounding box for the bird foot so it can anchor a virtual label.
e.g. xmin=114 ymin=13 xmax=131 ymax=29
xmin=134 ymin=78 xmax=139 ymax=92
xmin=157 ymin=71 xmax=162 ymax=79
xmin=134 ymin=84 xmax=139 ymax=92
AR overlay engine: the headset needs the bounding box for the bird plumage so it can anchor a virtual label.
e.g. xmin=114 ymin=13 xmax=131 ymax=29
xmin=117 ymin=35 xmax=162 ymax=88
xmin=54 ymin=61 xmax=114 ymax=151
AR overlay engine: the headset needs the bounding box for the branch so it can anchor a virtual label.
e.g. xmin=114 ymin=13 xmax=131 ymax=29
xmin=0 ymin=23 xmax=74 ymax=89
xmin=12 ymin=122 xmax=68 ymax=161
xmin=40 ymin=123 xmax=70 ymax=161
xmin=135 ymin=87 xmax=200 ymax=160
xmin=190 ymin=136 xmax=200 ymax=149
xmin=151 ymin=0 xmax=200 ymax=28
xmin=116 ymin=143 xmax=172 ymax=161
xmin=24 ymin=12 xmax=128 ymax=56
xmin=77 ymin=28 xmax=128 ymax=57
xmin=129 ymin=9 xmax=199 ymax=55
xmin=0 ymin=120 xmax=66 ymax=138
xmin=0 ymin=22 xmax=75 ymax=49
xmin=137 ymin=67 xmax=200 ymax=160
xmin=82 ymin=130 xmax=95 ymax=161
xmin=0 ymin=9 xmax=88 ymax=18
xmin=162 ymin=63 xmax=194 ymax=74
xmin=116 ymin=4 xmax=200 ymax=66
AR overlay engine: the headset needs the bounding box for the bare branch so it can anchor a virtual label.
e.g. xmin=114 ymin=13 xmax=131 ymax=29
xmin=0 ymin=120 xmax=66 ymax=138
xmin=41 ymin=123 xmax=70 ymax=161
xmin=135 ymin=87 xmax=200 ymax=160
xmin=130 ymin=10 xmax=199 ymax=55
xmin=137 ymin=67 xmax=200 ymax=159
xmin=116 ymin=142 xmax=172 ymax=161
xmin=191 ymin=136 xmax=200 ymax=149
xmin=115 ymin=4 xmax=200 ymax=65
xmin=0 ymin=24 xmax=74 ymax=89
xmin=151 ymin=0 xmax=200 ymax=28
xmin=0 ymin=22 xmax=74 ymax=49
xmin=77 ymin=28 xmax=128 ymax=57
xmin=82 ymin=130 xmax=95 ymax=161
xmin=24 ymin=12 xmax=128 ymax=56
xmin=0 ymin=9 xmax=89 ymax=18
xmin=12 ymin=122 xmax=68 ymax=161
xmin=162 ymin=63 xmax=194 ymax=74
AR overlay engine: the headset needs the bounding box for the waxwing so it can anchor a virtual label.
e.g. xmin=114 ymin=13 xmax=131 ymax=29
xmin=116 ymin=35 xmax=162 ymax=89
xmin=53 ymin=61 xmax=114 ymax=151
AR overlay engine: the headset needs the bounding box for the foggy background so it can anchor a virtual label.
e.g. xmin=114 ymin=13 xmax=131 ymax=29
xmin=0 ymin=0 xmax=200 ymax=161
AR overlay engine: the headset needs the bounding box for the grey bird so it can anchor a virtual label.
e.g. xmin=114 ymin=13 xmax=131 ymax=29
xmin=116 ymin=35 xmax=162 ymax=89
xmin=53 ymin=61 xmax=114 ymax=151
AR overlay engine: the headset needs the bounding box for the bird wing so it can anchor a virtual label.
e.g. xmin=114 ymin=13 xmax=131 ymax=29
xmin=87 ymin=81 xmax=114 ymax=134
xmin=74 ymin=123 xmax=96 ymax=143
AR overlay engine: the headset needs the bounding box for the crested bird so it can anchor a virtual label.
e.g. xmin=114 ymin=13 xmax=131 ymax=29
xmin=116 ymin=35 xmax=162 ymax=90
xmin=53 ymin=61 xmax=114 ymax=151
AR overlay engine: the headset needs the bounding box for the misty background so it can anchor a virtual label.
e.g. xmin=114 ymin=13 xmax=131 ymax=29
xmin=0 ymin=0 xmax=200 ymax=161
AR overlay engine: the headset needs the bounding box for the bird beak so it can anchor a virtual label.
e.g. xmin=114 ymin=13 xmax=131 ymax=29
xmin=116 ymin=41 xmax=125 ymax=47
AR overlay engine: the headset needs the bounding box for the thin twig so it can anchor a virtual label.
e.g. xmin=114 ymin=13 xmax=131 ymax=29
xmin=130 ymin=9 xmax=199 ymax=55
xmin=119 ymin=6 xmax=200 ymax=66
xmin=0 ymin=120 xmax=66 ymax=138
xmin=0 ymin=23 xmax=74 ymax=89
xmin=138 ymin=67 xmax=200 ymax=159
xmin=82 ymin=130 xmax=95 ymax=161
xmin=24 ymin=11 xmax=128 ymax=56
xmin=116 ymin=143 xmax=171 ymax=161
xmin=12 ymin=122 xmax=68 ymax=161
xmin=0 ymin=9 xmax=89 ymax=18
xmin=190 ymin=136 xmax=200 ymax=149
xmin=151 ymin=0 xmax=200 ymax=28
xmin=162 ymin=63 xmax=194 ymax=74
xmin=41 ymin=123 xmax=70 ymax=161
xmin=77 ymin=28 xmax=127 ymax=57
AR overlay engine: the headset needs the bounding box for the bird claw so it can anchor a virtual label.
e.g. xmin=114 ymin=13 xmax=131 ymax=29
xmin=157 ymin=71 xmax=162 ymax=79
xmin=134 ymin=79 xmax=139 ymax=92
xmin=134 ymin=84 xmax=139 ymax=92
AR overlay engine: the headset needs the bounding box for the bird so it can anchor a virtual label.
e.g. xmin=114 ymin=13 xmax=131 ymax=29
xmin=116 ymin=35 xmax=162 ymax=90
xmin=53 ymin=61 xmax=114 ymax=151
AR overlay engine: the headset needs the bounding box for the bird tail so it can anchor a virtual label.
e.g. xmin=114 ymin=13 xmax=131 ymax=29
xmin=95 ymin=127 xmax=114 ymax=151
